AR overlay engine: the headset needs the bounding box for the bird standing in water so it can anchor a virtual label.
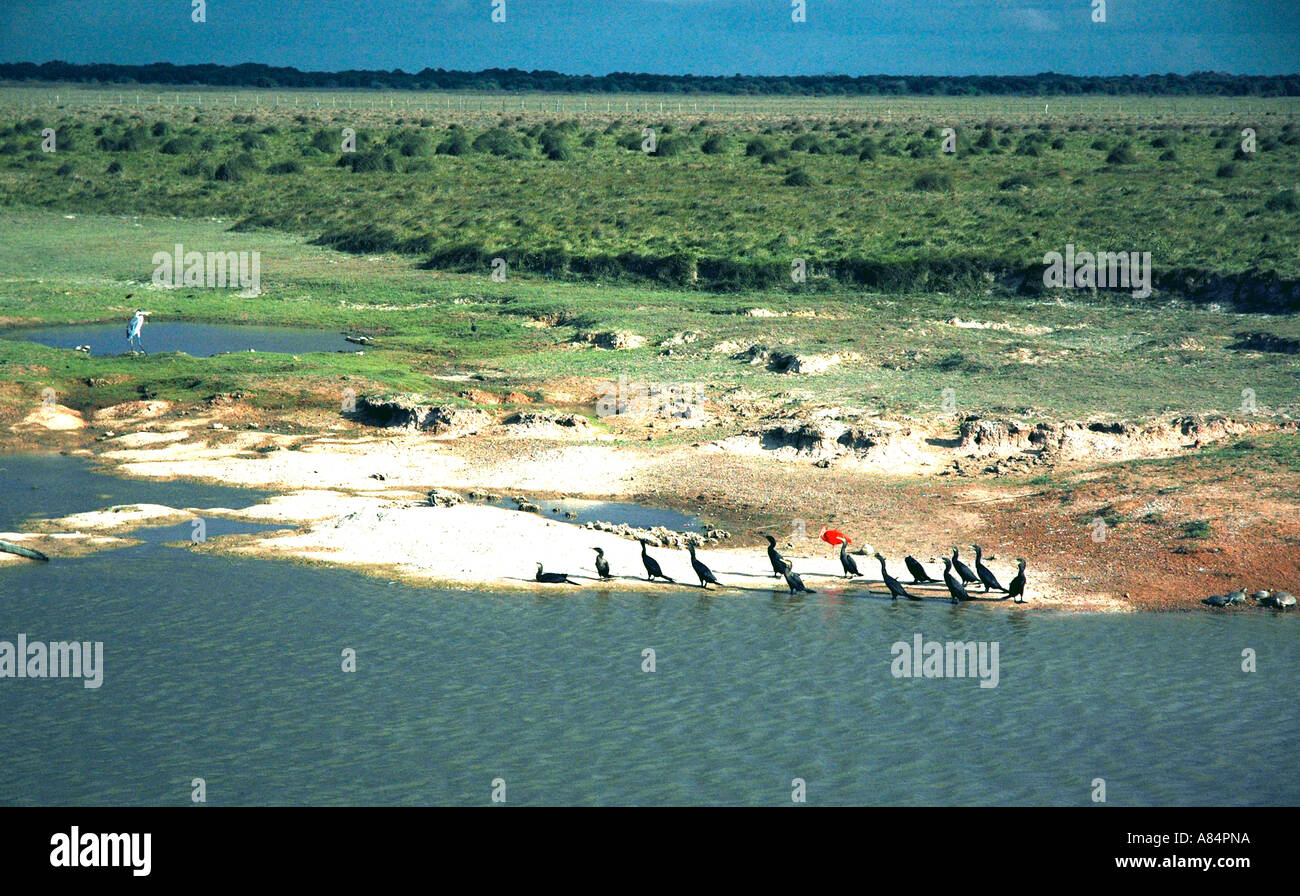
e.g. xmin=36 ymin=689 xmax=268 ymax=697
xmin=875 ymin=554 xmax=921 ymax=601
xmin=126 ymin=309 xmax=151 ymax=353
xmin=780 ymin=559 xmax=815 ymax=595
xmin=942 ymin=557 xmax=970 ymax=604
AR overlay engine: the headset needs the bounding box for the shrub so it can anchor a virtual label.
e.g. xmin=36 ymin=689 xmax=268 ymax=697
xmin=338 ymin=148 xmax=395 ymax=172
xmin=266 ymin=159 xmax=302 ymax=174
xmin=213 ymin=152 xmax=258 ymax=182
xmin=783 ymin=167 xmax=813 ymax=186
xmin=311 ymin=129 xmax=340 ymax=153
xmin=912 ymin=171 xmax=952 ymax=191
xmin=1265 ymin=189 xmax=1298 ymax=212
xmin=436 ymin=131 xmax=471 ymax=155
xmin=317 ymin=224 xmax=400 ymax=254
xmin=160 ymin=136 xmax=197 ymax=155
xmin=1216 ymin=162 xmax=1238 ymax=178
xmin=56 ymin=162 xmax=74 ymax=176
xmin=653 ymin=137 xmax=688 ymax=157
xmin=998 ymin=174 xmax=1034 ymax=190
xmin=745 ymin=137 xmax=771 ymax=157
xmin=472 ymin=128 xmax=528 ymax=158
xmin=1158 ymin=149 xmax=1177 ymax=162
xmin=701 ymin=134 xmax=728 ymax=154
xmin=790 ymin=134 xmax=826 ymax=153
xmin=392 ymin=130 xmax=430 ymax=157
xmin=1106 ymin=142 xmax=1137 ymax=164
xmin=906 ymin=138 xmax=931 ymax=158
xmin=106 ymin=160 xmax=123 ymax=174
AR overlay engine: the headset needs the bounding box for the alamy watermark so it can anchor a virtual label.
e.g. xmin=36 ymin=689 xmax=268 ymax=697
xmin=1042 ymin=243 xmax=1152 ymax=299
xmin=596 ymin=375 xmax=703 ymax=419
xmin=0 ymin=634 xmax=103 ymax=689
xmin=890 ymin=633 xmax=999 ymax=688
xmin=152 ymin=243 xmax=261 ymax=296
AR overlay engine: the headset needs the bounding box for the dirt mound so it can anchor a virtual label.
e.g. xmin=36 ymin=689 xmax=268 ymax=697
xmin=502 ymin=411 xmax=593 ymax=438
xmin=91 ymin=400 xmax=172 ymax=422
xmin=579 ymin=331 xmax=646 ymax=350
xmin=13 ymin=404 xmax=85 ymax=431
xmin=752 ymin=417 xmax=899 ymax=462
xmin=351 ymin=396 xmax=491 ymax=437
xmin=958 ymin=413 xmax=1277 ymax=463
xmin=734 ymin=344 xmax=859 ymax=374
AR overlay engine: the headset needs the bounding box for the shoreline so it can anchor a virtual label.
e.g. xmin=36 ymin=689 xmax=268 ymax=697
xmin=6 ymin=399 xmax=1297 ymax=612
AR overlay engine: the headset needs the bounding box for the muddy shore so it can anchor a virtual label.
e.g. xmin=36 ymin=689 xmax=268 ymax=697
xmin=4 ymin=392 xmax=1297 ymax=612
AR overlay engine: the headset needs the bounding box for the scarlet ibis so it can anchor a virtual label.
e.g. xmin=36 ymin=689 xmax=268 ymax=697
xmin=819 ymin=527 xmax=850 ymax=546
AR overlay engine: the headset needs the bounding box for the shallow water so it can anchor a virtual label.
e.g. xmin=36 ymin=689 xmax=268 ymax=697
xmin=1 ymin=454 xmax=1296 ymax=806
xmin=8 ymin=322 xmax=355 ymax=357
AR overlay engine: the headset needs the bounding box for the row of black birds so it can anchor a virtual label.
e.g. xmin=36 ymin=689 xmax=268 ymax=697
xmin=536 ymin=536 xmax=1027 ymax=604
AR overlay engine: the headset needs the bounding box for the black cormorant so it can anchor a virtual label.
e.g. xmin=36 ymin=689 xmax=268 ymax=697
xmin=904 ymin=555 xmax=937 ymax=583
xmin=535 ymin=562 xmax=577 ymax=585
xmin=762 ymin=534 xmax=786 ymax=578
xmin=1007 ymin=559 xmax=1027 ymax=603
xmin=687 ymin=543 xmax=720 ymax=589
xmin=592 ymin=547 xmax=611 ymax=580
xmin=951 ymin=548 xmax=979 ymax=587
xmin=839 ymin=541 xmax=861 ymax=578
xmin=972 ymin=545 xmax=1008 ymax=593
xmin=639 ymin=539 xmax=675 ymax=583
xmin=780 ymin=559 xmax=815 ymax=594
xmin=875 ymin=553 xmax=921 ymax=600
xmin=942 ymin=557 xmax=969 ymax=604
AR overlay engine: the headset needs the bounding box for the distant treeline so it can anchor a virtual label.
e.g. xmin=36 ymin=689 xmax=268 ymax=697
xmin=3 ymin=61 xmax=1299 ymax=96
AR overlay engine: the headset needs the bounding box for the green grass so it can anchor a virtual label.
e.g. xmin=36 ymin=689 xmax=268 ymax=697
xmin=1 ymin=90 xmax=1298 ymax=291
xmin=2 ymin=211 xmax=1298 ymax=427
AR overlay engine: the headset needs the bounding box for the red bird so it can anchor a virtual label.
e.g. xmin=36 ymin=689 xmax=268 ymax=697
xmin=819 ymin=527 xmax=850 ymax=546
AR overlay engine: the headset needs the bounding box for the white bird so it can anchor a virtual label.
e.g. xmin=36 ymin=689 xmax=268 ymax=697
xmin=126 ymin=309 xmax=151 ymax=352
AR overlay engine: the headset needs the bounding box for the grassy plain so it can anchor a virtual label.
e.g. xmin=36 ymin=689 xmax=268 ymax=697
xmin=0 ymin=87 xmax=1297 ymax=607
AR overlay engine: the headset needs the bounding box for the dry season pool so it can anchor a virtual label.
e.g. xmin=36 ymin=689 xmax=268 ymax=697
xmin=0 ymin=454 xmax=1296 ymax=805
xmin=7 ymin=322 xmax=356 ymax=357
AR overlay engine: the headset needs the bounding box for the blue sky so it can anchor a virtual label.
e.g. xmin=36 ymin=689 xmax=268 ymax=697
xmin=0 ymin=0 xmax=1296 ymax=76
